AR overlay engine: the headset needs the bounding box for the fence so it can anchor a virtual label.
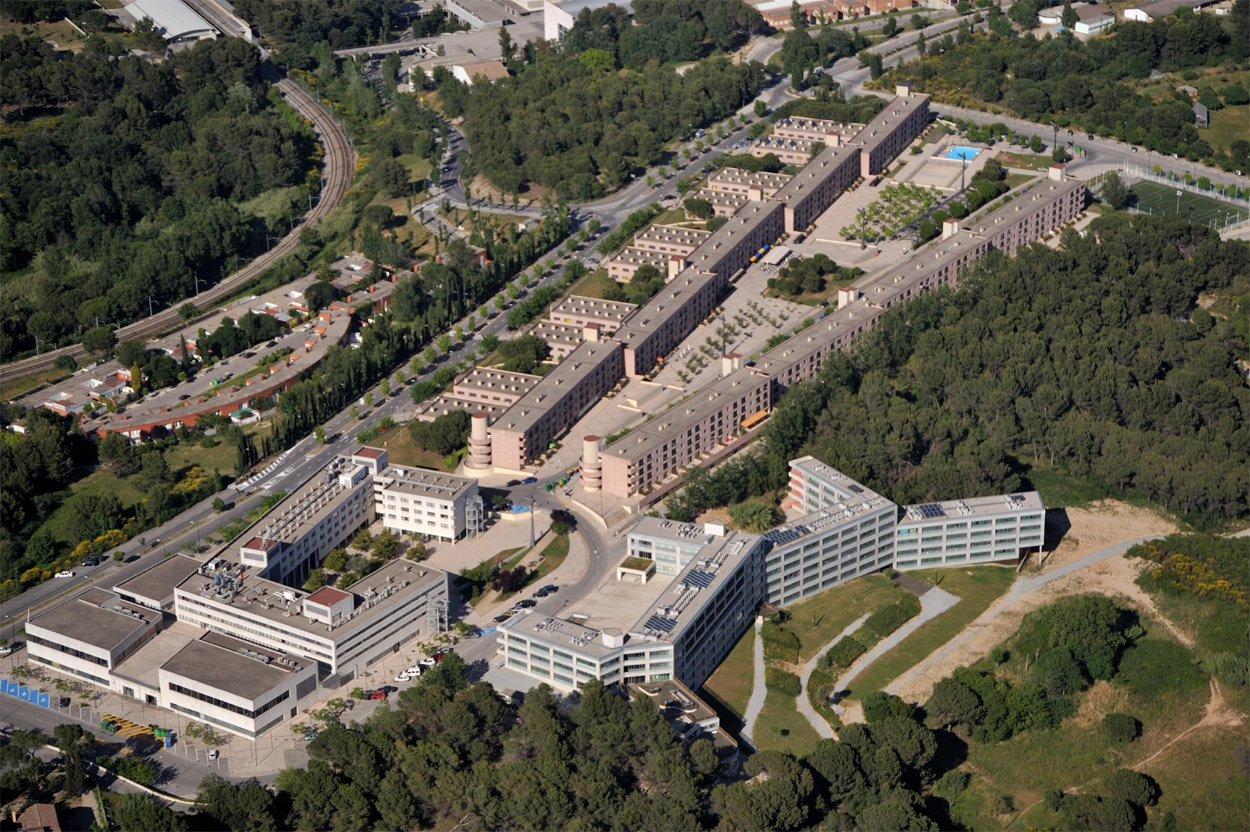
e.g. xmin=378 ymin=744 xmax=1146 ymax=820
xmin=1088 ymin=164 xmax=1250 ymax=233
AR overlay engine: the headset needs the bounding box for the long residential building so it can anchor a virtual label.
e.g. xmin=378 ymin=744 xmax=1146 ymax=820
xmin=595 ymin=167 xmax=1086 ymax=498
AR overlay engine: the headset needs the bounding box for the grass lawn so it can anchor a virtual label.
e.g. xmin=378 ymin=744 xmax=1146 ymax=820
xmin=44 ymin=468 xmax=147 ymax=546
xmin=367 ymin=427 xmax=457 ymax=472
xmin=837 ymin=567 xmax=1016 ymax=703
xmin=654 ymin=207 xmax=688 ymax=226
xmin=700 ymin=625 xmax=755 ymax=730
xmin=1201 ymin=103 xmax=1248 ymax=156
xmin=754 ymin=687 xmax=824 ymax=756
xmin=502 ymin=534 xmax=570 ymax=599
xmin=0 ymin=366 xmax=71 ymax=403
xmin=783 ymin=574 xmax=907 ymax=663
xmin=163 ymin=438 xmax=239 ymax=477
xmin=993 ymin=151 xmax=1057 ymax=171
xmin=1130 ymin=180 xmax=1248 ymax=225
xmin=568 ymin=268 xmax=619 ymax=301
xmin=1003 ymin=172 xmax=1037 ymax=189
xmin=767 ymin=271 xmax=860 ymax=307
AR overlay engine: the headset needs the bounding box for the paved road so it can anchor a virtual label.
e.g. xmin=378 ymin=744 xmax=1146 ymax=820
xmin=739 ymin=618 xmax=766 ymax=747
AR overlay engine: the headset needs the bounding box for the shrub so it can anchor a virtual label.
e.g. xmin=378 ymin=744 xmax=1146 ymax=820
xmin=936 ymin=770 xmax=971 ymax=800
xmin=1205 ymin=652 xmax=1250 ymax=687
xmin=822 ymin=636 xmax=867 ymax=669
xmin=762 ymin=621 xmax=801 ymax=664
xmin=1102 ymin=712 xmax=1140 ymax=743
xmin=1103 ymin=768 xmax=1159 ymax=808
xmin=865 ymin=594 xmax=922 ymax=639
xmin=1116 ymin=639 xmax=1206 ymax=697
xmin=764 ymin=667 xmax=801 ymax=696
xmin=862 ymin=691 xmax=914 ymax=724
xmin=1043 ymin=789 xmax=1066 ymax=812
xmin=989 ymin=793 xmax=1014 ymax=816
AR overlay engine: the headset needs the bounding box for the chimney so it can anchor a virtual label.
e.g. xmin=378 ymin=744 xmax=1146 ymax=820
xmin=583 ymin=322 xmax=601 ymax=342
xmin=722 ymin=353 xmax=741 ymax=376
xmin=942 ymin=217 xmax=961 ymax=239
xmin=1048 ymin=164 xmax=1066 ymax=182
xmin=895 ymin=84 xmax=911 ymax=98
xmin=837 ymin=288 xmax=862 ymax=309
xmin=747 ymin=185 xmax=764 ymax=202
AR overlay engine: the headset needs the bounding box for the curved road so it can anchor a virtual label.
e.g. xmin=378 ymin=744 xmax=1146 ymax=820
xmin=0 ymin=64 xmax=356 ymax=380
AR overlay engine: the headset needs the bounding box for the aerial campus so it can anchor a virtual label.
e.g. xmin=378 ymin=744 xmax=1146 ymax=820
xmin=1 ymin=1 xmax=1248 ymax=831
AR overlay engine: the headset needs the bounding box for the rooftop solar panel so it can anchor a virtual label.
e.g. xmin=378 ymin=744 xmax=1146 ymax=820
xmin=682 ymin=571 xmax=716 ymax=589
xmin=644 ymin=616 xmax=675 ymax=633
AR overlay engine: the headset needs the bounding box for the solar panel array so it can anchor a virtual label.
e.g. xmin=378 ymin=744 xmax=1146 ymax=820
xmin=644 ymin=615 xmax=675 ymax=633
xmin=681 ymin=571 xmax=715 ymax=589
xmin=917 ymin=503 xmax=945 ymax=519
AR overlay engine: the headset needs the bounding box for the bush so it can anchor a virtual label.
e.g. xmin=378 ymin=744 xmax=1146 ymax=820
xmin=762 ymin=621 xmax=801 ymax=664
xmin=728 ymin=499 xmax=783 ymax=532
xmin=765 ymin=667 xmax=801 ymax=696
xmin=989 ymin=793 xmax=1014 ymax=816
xmin=822 ymin=636 xmax=867 ymax=669
xmin=865 ymin=594 xmax=922 ymax=639
xmin=1103 ymin=768 xmax=1159 ymax=808
xmin=1102 ymin=712 xmax=1140 ymax=744
xmin=1116 ymin=639 xmax=1206 ymax=697
xmin=862 ymin=691 xmax=914 ymax=724
xmin=1043 ymin=789 xmax=1066 ymax=812
xmin=936 ymin=770 xmax=971 ymax=799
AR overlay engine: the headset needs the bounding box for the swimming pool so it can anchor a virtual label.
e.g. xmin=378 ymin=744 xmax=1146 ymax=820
xmin=944 ymin=146 xmax=981 ymax=161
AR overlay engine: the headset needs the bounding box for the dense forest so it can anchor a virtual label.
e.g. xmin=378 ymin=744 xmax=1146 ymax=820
xmin=433 ymin=12 xmax=768 ymax=198
xmin=880 ymin=2 xmax=1250 ymax=171
xmin=232 ymin=0 xmax=410 ymax=60
xmin=667 ymin=215 xmax=1249 ymax=525
xmin=559 ymin=0 xmax=763 ymax=68
xmin=0 ymin=36 xmax=316 ymax=357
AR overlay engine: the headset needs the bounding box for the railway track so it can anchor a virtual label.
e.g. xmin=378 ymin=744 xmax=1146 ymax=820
xmin=0 ymin=64 xmax=356 ymax=386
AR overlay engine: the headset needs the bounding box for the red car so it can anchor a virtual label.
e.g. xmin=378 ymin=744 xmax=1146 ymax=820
xmin=367 ymin=690 xmax=388 ymax=700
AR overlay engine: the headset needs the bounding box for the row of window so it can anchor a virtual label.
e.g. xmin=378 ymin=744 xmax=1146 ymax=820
xmin=168 ymin=682 xmax=290 ymax=720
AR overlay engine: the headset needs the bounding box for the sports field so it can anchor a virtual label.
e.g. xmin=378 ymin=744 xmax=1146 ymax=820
xmin=1130 ymin=180 xmax=1248 ymax=226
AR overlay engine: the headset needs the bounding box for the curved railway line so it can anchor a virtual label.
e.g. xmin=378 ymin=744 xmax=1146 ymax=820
xmin=0 ymin=64 xmax=356 ymax=385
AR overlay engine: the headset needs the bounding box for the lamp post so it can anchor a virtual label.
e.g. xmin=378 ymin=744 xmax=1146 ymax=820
xmin=858 ymin=208 xmax=866 ymax=250
xmin=193 ymin=275 xmax=205 ymax=295
xmin=266 ymin=236 xmax=280 ymax=252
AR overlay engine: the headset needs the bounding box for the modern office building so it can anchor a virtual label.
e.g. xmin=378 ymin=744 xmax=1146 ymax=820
xmin=26 ymin=588 xmax=162 ymax=689
xmin=499 ymin=522 xmax=765 ymax=692
xmin=762 ymin=457 xmax=899 ymax=606
xmin=894 ymin=493 xmax=1045 ymax=569
xmin=372 ymin=460 xmax=481 ymax=543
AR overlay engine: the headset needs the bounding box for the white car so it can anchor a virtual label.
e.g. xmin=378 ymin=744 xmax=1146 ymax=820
xmin=394 ymin=673 xmax=412 ymax=683
xmin=54 ymin=571 xmax=75 ymax=578
xmin=419 ymin=657 xmax=437 ymax=668
xmin=406 ymin=666 xmax=423 ymax=676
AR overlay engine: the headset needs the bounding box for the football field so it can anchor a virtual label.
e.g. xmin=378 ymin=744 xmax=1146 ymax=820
xmin=1129 ymin=181 xmax=1248 ymax=226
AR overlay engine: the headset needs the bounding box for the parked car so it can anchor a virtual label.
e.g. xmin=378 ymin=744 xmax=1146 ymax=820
xmin=394 ymin=673 xmax=412 ymax=683
xmin=506 ymin=479 xmax=520 ymax=487
xmin=54 ymin=571 xmax=75 ymax=578
xmin=380 ymin=686 xmax=398 ymax=694
xmin=514 ymin=599 xmax=537 ymax=609
xmin=494 ymin=611 xmax=517 ymax=623
xmin=367 ymin=690 xmax=388 ymax=700
xmin=535 ymin=584 xmax=559 ymax=597
xmin=0 ymin=645 xmax=15 ymax=656
xmin=207 ymin=749 xmax=219 ymax=760
xmin=303 ymin=730 xmax=319 ymax=741
xmin=420 ymin=657 xmax=437 ymax=667
xmin=520 ymin=477 xmax=537 ymax=485
xmin=463 ymin=628 xmax=482 ymax=638
xmin=178 ymin=394 xmax=190 ymax=400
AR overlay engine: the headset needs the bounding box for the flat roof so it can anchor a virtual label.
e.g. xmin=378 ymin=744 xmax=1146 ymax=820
xmin=707 ymin=168 xmax=793 ymax=189
xmin=900 ymin=491 xmax=1044 ymax=525
xmin=375 ymin=467 xmax=477 ymax=501
xmin=113 ymin=554 xmax=204 ymax=605
xmin=549 ymin=295 xmax=637 ymax=323
xmin=176 ymin=556 xmax=448 ymax=643
xmin=502 ymin=526 xmax=761 ymax=655
xmin=851 ymin=91 xmax=931 ymax=154
xmin=112 ymin=620 xmax=200 ymax=690
xmin=306 ymin=586 xmax=352 ymax=606
xmin=353 ymin=447 xmax=385 ymax=459
xmin=29 ymin=592 xmax=156 ymax=653
xmin=454 ymin=367 xmax=542 ymax=395
xmin=229 ymin=455 xmax=366 ymax=548
xmin=764 ymin=460 xmax=895 ymax=548
xmin=493 ymin=341 xmax=623 ymax=434
xmin=128 ymin=0 xmax=217 ymax=39
xmin=418 ymin=396 xmax=510 ymax=422
xmin=160 ymin=633 xmax=301 ymax=701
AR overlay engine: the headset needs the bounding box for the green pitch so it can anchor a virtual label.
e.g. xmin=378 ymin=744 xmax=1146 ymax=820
xmin=1130 ymin=181 xmax=1249 ymax=226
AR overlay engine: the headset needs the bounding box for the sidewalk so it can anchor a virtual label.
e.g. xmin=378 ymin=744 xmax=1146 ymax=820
xmin=460 ymin=531 xmax=590 ymax=628
xmin=832 ymin=585 xmax=961 ymax=724
xmin=795 ymin=612 xmax=871 ymax=740
xmin=739 ymin=618 xmax=766 ymax=746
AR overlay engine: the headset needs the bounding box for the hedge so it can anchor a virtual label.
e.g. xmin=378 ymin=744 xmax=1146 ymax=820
xmin=765 ymin=667 xmax=801 ymax=697
xmin=865 ymin=594 xmax=922 ymax=640
xmin=821 ymin=635 xmax=868 ymax=670
xmin=762 ymin=621 xmax=801 ymax=664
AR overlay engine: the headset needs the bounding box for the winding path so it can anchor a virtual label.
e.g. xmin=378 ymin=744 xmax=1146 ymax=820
xmin=795 ymin=613 xmax=871 ymax=740
xmin=740 ymin=618 xmax=767 ymax=747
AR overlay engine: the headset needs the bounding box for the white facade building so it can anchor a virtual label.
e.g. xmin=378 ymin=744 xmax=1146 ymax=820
xmin=894 ymin=493 xmax=1045 ymax=569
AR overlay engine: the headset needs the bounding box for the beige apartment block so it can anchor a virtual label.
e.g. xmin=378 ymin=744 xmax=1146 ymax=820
xmin=775 ymin=144 xmax=862 ymax=233
xmin=606 ymin=247 xmax=668 ymax=282
xmin=528 ymin=320 xmax=586 ymax=358
xmin=852 ymin=87 xmax=931 ymax=177
xmin=488 ymin=340 xmax=624 ymax=470
xmin=599 ymin=369 xmax=771 ymax=497
xmin=449 ymin=367 xmax=542 ymax=407
xmin=547 ymin=295 xmax=637 ymax=333
xmin=771 ymin=116 xmax=863 ymax=146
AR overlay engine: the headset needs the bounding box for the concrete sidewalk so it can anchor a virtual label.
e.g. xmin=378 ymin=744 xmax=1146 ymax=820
xmin=795 ymin=612 xmax=871 ymax=740
xmin=833 ymin=586 xmax=961 ymax=723
xmin=739 ymin=618 xmax=766 ymax=746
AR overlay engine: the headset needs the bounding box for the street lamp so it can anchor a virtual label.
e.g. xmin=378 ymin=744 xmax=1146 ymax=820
xmin=193 ymin=275 xmax=206 ymax=295
xmin=148 ymin=296 xmax=166 ymax=317
xmin=266 ymin=236 xmax=280 ymax=252
xmin=858 ymin=207 xmax=867 ymax=250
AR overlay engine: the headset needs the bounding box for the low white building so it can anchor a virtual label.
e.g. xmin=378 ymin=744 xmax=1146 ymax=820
xmin=370 ymin=455 xmax=482 ymax=543
xmin=126 ymin=0 xmax=219 ymax=43
xmin=450 ymin=60 xmax=510 ymax=86
xmin=544 ymin=0 xmax=634 ymax=41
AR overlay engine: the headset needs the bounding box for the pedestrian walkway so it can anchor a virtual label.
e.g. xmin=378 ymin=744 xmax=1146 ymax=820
xmin=885 ymin=536 xmax=1164 ymax=699
xmin=739 ymin=618 xmax=766 ymax=746
xmin=796 ymin=612 xmax=871 ymax=740
xmin=832 ymin=585 xmax=961 ymax=723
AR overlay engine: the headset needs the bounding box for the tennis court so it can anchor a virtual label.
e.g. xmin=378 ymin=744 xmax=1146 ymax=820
xmin=1130 ymin=181 xmax=1248 ymax=226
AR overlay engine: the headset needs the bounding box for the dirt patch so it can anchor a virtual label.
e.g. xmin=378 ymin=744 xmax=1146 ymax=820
xmin=1040 ymin=500 xmax=1178 ymax=571
xmin=1070 ymin=680 xmax=1134 ymax=729
xmin=1135 ymin=679 xmax=1245 ymax=771
xmin=695 ymin=507 xmax=732 ymax=526
xmin=888 ymin=501 xmax=1181 ymax=704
